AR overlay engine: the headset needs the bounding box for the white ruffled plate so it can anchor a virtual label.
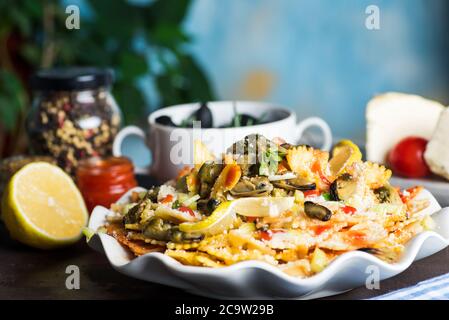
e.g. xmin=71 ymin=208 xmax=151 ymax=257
xmin=87 ymin=187 xmax=449 ymax=299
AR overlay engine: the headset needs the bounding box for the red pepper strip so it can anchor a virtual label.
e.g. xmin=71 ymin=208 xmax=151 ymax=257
xmin=178 ymin=206 xmax=195 ymax=217
xmin=161 ymin=194 xmax=174 ymax=204
xmin=400 ymin=186 xmax=423 ymax=204
xmin=342 ymin=205 xmax=357 ymax=215
xmin=246 ymin=216 xmax=257 ymax=223
xmin=303 ymin=189 xmax=321 ymax=197
xmin=313 ymin=224 xmax=332 ymax=235
xmin=311 ymin=160 xmax=331 ymax=186
xmin=259 ymin=230 xmax=273 ymax=241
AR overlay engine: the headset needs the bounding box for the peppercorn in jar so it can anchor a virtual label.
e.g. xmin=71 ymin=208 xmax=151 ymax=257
xmin=27 ymin=67 xmax=122 ymax=176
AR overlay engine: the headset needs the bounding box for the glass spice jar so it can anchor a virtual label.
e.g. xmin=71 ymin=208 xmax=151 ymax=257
xmin=76 ymin=156 xmax=137 ymax=212
xmin=26 ymin=67 xmax=122 ymax=176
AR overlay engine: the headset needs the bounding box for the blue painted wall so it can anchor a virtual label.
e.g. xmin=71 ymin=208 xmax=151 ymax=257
xmin=182 ymin=0 xmax=449 ymax=143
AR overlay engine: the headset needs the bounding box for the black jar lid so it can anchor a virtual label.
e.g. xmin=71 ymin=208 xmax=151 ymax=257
xmin=30 ymin=67 xmax=114 ymax=91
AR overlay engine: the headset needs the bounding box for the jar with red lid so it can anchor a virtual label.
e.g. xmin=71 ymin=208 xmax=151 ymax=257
xmin=76 ymin=156 xmax=137 ymax=212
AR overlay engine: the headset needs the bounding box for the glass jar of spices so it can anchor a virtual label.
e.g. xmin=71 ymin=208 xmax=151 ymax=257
xmin=27 ymin=67 xmax=122 ymax=176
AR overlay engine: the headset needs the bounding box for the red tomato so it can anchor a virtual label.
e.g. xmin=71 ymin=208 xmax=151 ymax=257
xmin=388 ymin=137 xmax=430 ymax=178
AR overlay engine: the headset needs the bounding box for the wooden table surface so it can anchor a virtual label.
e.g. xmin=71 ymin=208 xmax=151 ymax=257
xmin=1 ymin=175 xmax=448 ymax=300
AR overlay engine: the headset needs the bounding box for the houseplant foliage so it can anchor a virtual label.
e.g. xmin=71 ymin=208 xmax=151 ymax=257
xmin=0 ymin=0 xmax=215 ymax=157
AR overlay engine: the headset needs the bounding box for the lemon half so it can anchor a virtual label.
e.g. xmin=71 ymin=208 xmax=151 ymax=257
xmin=1 ymin=162 xmax=88 ymax=249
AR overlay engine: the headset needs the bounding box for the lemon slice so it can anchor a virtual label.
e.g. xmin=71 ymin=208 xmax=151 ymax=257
xmin=329 ymin=140 xmax=362 ymax=176
xmin=233 ymin=197 xmax=294 ymax=217
xmin=179 ymin=201 xmax=236 ymax=235
xmin=194 ymin=139 xmax=215 ymax=170
xmin=332 ymin=139 xmax=361 ymax=158
xmin=1 ymin=162 xmax=88 ymax=249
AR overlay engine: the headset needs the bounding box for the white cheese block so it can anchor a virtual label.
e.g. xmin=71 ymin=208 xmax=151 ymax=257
xmin=424 ymin=108 xmax=449 ymax=180
xmin=366 ymin=92 xmax=444 ymax=164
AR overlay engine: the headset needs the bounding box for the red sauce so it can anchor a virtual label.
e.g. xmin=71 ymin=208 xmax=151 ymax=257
xmin=76 ymin=156 xmax=137 ymax=212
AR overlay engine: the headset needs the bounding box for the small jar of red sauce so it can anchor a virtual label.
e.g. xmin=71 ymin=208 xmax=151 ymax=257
xmin=76 ymin=156 xmax=137 ymax=212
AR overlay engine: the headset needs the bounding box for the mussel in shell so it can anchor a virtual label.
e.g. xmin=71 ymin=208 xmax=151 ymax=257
xmin=272 ymin=177 xmax=316 ymax=191
xmin=230 ymin=176 xmax=273 ymax=197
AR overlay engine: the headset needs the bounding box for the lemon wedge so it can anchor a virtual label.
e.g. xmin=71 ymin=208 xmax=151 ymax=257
xmin=233 ymin=197 xmax=294 ymax=217
xmin=179 ymin=197 xmax=295 ymax=235
xmin=329 ymin=139 xmax=362 ymax=176
xmin=193 ymin=139 xmax=215 ymax=170
xmin=179 ymin=201 xmax=236 ymax=235
xmin=1 ymin=162 xmax=88 ymax=249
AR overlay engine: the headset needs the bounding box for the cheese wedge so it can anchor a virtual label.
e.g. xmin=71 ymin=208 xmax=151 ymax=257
xmin=424 ymin=107 xmax=449 ymax=179
xmin=366 ymin=92 xmax=444 ymax=164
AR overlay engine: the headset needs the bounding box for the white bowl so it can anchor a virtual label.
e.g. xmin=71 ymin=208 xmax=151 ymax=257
xmin=87 ymin=187 xmax=449 ymax=299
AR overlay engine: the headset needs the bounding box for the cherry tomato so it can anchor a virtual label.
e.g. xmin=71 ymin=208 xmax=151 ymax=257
xmin=388 ymin=137 xmax=430 ymax=178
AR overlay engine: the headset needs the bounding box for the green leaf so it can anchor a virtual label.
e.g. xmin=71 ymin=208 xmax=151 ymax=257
xmin=118 ymin=52 xmax=149 ymax=81
xmin=147 ymin=0 xmax=191 ymax=25
xmin=322 ymin=193 xmax=332 ymax=201
xmin=0 ymin=97 xmax=18 ymax=131
xmin=113 ymin=84 xmax=147 ymax=125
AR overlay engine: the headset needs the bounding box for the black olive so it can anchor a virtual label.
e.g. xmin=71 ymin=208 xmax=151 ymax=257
xmin=155 ymin=115 xmax=177 ymax=127
xmin=207 ymin=198 xmax=221 ymax=213
xmin=304 ymin=201 xmax=332 ymax=221
xmin=191 ymin=102 xmax=213 ymax=128
xmin=197 ymin=198 xmax=220 ymax=215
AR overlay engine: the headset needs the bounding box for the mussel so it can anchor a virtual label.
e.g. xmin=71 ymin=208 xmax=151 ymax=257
xmin=123 ymin=198 xmax=151 ymax=224
xmin=198 ymin=161 xmax=224 ymax=198
xmin=304 ymin=201 xmax=332 ymax=221
xmin=373 ymin=184 xmax=402 ymax=205
xmin=329 ymin=173 xmax=357 ymax=201
xmin=272 ymin=177 xmax=316 ymax=191
xmin=143 ymin=217 xmax=202 ymax=243
xmin=230 ymin=176 xmax=273 ymax=197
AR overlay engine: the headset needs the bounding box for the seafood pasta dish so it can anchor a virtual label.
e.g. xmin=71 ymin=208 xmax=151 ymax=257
xmin=104 ymin=135 xmax=433 ymax=277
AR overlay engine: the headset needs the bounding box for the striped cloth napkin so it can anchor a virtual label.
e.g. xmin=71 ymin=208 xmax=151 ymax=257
xmin=371 ymin=273 xmax=449 ymax=300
